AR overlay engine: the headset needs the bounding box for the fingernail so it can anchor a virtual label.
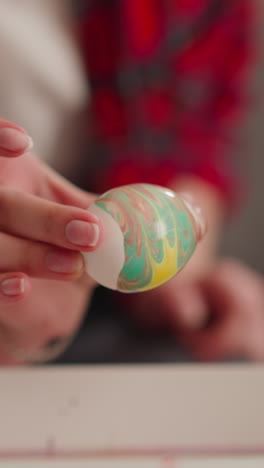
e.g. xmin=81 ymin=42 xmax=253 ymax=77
xmin=65 ymin=221 xmax=100 ymax=247
xmin=180 ymin=193 xmax=207 ymax=241
xmin=1 ymin=278 xmax=25 ymax=296
xmin=46 ymin=250 xmax=84 ymax=274
xmin=179 ymin=192 xmax=194 ymax=204
xmin=0 ymin=128 xmax=33 ymax=153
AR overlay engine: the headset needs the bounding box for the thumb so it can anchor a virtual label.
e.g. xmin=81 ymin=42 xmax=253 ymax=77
xmin=181 ymin=259 xmax=264 ymax=361
xmin=0 ymin=119 xmax=33 ymax=157
xmin=164 ymin=282 xmax=209 ymax=331
xmin=40 ymin=159 xmax=98 ymax=209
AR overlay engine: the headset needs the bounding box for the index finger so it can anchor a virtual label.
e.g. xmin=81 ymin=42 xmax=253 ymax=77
xmin=0 ymin=189 xmax=102 ymax=251
xmin=0 ymin=119 xmax=33 ymax=157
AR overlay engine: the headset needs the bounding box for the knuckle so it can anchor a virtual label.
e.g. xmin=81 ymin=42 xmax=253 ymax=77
xmin=38 ymin=312 xmax=76 ymax=342
xmin=19 ymin=241 xmax=41 ymax=275
xmin=0 ymin=189 xmax=10 ymax=225
xmin=18 ymin=245 xmax=33 ymax=273
xmin=43 ymin=206 xmax=57 ymax=237
xmin=0 ymin=189 xmax=24 ymax=231
xmin=50 ymin=320 xmax=75 ymax=339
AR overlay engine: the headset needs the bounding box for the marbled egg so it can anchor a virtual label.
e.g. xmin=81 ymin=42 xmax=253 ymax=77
xmin=84 ymin=184 xmax=205 ymax=293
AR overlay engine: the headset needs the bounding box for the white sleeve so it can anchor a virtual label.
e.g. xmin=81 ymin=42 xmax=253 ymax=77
xmin=0 ymin=0 xmax=89 ymax=174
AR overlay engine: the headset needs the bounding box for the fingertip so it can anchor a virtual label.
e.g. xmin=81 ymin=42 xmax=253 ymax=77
xmin=65 ymin=220 xmax=102 ymax=251
xmin=166 ymin=283 xmax=209 ymax=331
xmin=179 ymin=192 xmax=207 ymax=242
xmin=0 ymin=274 xmax=31 ymax=303
xmin=46 ymin=249 xmax=84 ymax=279
xmin=0 ymin=128 xmax=34 ymax=157
xmin=193 ymin=346 xmax=218 ymax=362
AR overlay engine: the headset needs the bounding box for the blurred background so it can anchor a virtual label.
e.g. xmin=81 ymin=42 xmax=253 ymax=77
xmin=0 ymin=0 xmax=263 ymax=365
xmin=57 ymin=0 xmax=264 ymax=364
xmin=221 ymin=2 xmax=264 ymax=272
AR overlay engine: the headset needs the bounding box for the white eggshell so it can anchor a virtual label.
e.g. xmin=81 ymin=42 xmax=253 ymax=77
xmin=83 ymin=204 xmax=125 ymax=290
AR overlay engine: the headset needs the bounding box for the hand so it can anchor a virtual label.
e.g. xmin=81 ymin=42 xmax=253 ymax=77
xmin=0 ymin=120 xmax=102 ymax=364
xmin=127 ymin=255 xmax=264 ymax=362
xmin=180 ymin=259 xmax=264 ymax=361
xmin=124 ymin=178 xmax=264 ymax=362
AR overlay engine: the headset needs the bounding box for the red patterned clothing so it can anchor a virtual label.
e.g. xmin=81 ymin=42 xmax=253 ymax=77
xmin=74 ymin=0 xmax=255 ymax=206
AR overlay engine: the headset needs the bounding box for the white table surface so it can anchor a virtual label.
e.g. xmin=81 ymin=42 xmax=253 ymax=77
xmin=0 ymin=364 xmax=263 ymax=465
xmin=1 ymin=458 xmax=264 ymax=468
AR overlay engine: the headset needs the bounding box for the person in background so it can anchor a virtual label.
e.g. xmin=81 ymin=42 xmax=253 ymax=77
xmin=0 ymin=0 xmax=263 ymax=365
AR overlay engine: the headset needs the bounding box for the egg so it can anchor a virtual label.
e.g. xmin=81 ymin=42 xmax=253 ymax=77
xmin=84 ymin=183 xmax=206 ymax=293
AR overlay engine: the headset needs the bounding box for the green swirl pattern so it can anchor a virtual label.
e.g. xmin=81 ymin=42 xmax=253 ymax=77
xmin=95 ymin=184 xmax=197 ymax=292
